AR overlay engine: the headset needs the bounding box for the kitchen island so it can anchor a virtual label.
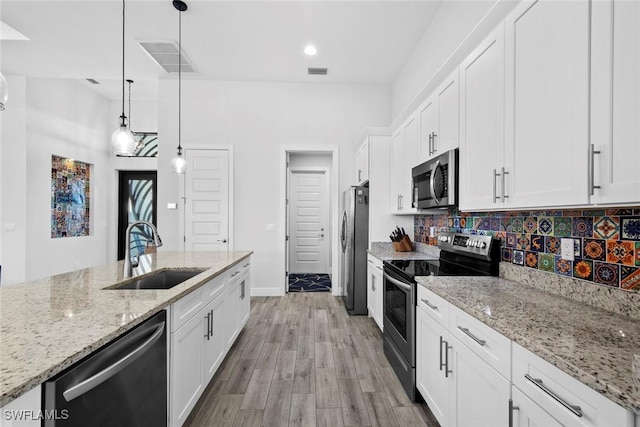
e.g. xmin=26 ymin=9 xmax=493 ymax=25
xmin=0 ymin=250 xmax=252 ymax=408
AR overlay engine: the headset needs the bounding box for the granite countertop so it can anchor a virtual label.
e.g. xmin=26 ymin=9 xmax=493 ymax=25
xmin=368 ymin=241 xmax=440 ymax=261
xmin=416 ymin=275 xmax=640 ymax=413
xmin=0 ymin=250 xmax=252 ymax=407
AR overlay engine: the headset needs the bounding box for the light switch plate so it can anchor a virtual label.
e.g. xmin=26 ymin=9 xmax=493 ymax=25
xmin=561 ymin=238 xmax=575 ymax=261
xmin=167 ymin=203 xmax=177 ymax=210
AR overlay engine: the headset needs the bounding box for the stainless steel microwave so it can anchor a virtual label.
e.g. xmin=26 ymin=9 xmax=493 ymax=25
xmin=411 ymin=148 xmax=458 ymax=209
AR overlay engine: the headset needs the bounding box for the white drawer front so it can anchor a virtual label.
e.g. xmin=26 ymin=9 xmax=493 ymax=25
xmin=417 ymin=285 xmax=449 ymax=328
xmin=513 ymin=343 xmax=633 ymax=427
xmin=367 ymin=253 xmax=382 ymax=269
xmin=202 ymin=273 xmax=226 ymax=305
xmin=171 ymin=287 xmax=203 ymax=332
xmin=450 ymin=304 xmax=511 ymax=379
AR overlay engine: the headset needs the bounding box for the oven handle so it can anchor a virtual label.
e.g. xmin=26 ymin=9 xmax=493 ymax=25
xmin=383 ymin=272 xmax=412 ymax=293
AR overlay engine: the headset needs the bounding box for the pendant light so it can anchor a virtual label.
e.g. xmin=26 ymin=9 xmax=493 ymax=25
xmin=171 ymin=0 xmax=188 ymax=174
xmin=111 ymin=0 xmax=136 ymax=156
xmin=0 ymin=72 xmax=8 ymax=111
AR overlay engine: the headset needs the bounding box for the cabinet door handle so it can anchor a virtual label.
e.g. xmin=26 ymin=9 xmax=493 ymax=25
xmin=240 ymin=280 xmax=245 ymax=299
xmin=428 ymin=133 xmax=433 ymax=156
xmin=444 ymin=340 xmax=452 ymax=378
xmin=589 ymin=144 xmax=601 ymax=196
xmin=493 ymin=169 xmax=500 ymax=203
xmin=209 ymin=309 xmax=214 ymax=337
xmin=205 ymin=312 xmax=212 ymax=340
xmin=399 ymin=194 xmax=403 ymax=210
xmin=524 ymin=374 xmax=582 ymax=417
xmin=439 ymin=335 xmax=445 ymax=372
xmin=358 ymin=169 xmax=362 ymax=182
xmin=376 ymin=266 xmax=382 ymax=271
xmin=431 ymin=132 xmax=437 ymax=154
xmin=508 ymin=399 xmax=519 ymax=427
xmin=231 ymin=271 xmax=240 ymax=277
xmin=501 ymin=167 xmax=509 ymax=201
xmin=457 ymin=326 xmax=486 ymax=346
xmin=421 ymin=298 xmax=438 ymax=311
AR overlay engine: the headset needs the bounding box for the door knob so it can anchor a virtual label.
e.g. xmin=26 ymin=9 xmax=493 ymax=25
xmin=217 ymin=239 xmax=227 ymax=243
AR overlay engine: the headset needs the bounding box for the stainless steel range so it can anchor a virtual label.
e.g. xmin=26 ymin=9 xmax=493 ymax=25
xmin=382 ymin=232 xmax=500 ymax=401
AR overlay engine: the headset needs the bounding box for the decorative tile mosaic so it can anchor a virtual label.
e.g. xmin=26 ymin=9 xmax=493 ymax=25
xmin=606 ymin=240 xmax=635 ymax=266
xmin=414 ymin=206 xmax=640 ymax=291
xmin=594 ymin=216 xmax=619 ymax=239
xmin=51 ymin=155 xmax=91 ymax=238
xmin=584 ymin=238 xmax=606 ymax=261
xmin=621 ymin=217 xmax=640 ymax=240
xmin=539 ymin=253 xmax=555 ymax=272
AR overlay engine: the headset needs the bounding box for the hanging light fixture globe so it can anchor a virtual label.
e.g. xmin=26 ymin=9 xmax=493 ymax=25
xmin=111 ymin=0 xmax=136 ymax=156
xmin=171 ymin=0 xmax=188 ymax=174
xmin=0 ymin=72 xmax=8 ymax=111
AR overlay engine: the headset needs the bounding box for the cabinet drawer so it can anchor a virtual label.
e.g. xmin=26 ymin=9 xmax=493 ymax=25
xmin=367 ymin=254 xmax=382 ymax=269
xmin=202 ymin=273 xmax=227 ymax=306
xmin=417 ymin=285 xmax=449 ymax=328
xmin=450 ymin=304 xmax=511 ymax=379
xmin=171 ymin=287 xmax=203 ymax=332
xmin=513 ymin=343 xmax=633 ymax=427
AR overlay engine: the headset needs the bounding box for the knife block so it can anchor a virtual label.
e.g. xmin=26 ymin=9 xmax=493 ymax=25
xmin=393 ymin=235 xmax=414 ymax=252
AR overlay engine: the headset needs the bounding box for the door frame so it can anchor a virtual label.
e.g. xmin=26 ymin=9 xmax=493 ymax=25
xmin=280 ymin=146 xmax=340 ymax=296
xmin=288 ymin=166 xmax=330 ymax=275
xmin=177 ymin=145 xmax=235 ymax=252
xmin=117 ymin=171 xmax=158 ymax=260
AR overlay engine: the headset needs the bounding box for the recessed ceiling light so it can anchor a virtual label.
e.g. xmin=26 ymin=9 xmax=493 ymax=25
xmin=304 ymin=44 xmax=317 ymax=56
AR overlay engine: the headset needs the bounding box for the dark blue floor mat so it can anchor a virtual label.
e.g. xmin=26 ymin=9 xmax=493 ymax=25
xmin=288 ymin=273 xmax=332 ymax=292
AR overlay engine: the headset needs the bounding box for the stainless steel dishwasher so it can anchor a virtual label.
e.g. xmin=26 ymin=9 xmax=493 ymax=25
xmin=43 ymin=310 xmax=167 ymax=426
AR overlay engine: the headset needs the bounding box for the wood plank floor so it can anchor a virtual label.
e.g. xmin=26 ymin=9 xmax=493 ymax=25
xmin=184 ymin=292 xmax=439 ymax=427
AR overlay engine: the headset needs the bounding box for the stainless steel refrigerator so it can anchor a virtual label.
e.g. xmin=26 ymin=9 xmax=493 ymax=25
xmin=340 ymin=186 xmax=369 ymax=315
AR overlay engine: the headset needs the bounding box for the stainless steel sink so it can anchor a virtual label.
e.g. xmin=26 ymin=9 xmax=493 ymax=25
xmin=109 ymin=269 xmax=205 ymax=290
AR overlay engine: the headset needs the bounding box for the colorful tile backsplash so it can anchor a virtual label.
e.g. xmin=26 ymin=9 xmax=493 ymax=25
xmin=414 ymin=208 xmax=640 ymax=291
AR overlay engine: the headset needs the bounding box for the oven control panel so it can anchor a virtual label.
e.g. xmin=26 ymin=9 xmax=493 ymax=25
xmin=437 ymin=232 xmax=495 ymax=259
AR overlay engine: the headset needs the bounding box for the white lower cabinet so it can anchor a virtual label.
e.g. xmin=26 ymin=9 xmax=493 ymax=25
xmin=511 ymin=343 xmax=634 ymax=427
xmin=170 ymin=305 xmax=206 ymax=427
xmin=416 ymin=285 xmax=635 ymax=427
xmin=170 ymin=257 xmax=251 ymax=427
xmin=416 ymin=287 xmax=510 ymax=427
xmin=366 ymin=254 xmax=383 ymax=331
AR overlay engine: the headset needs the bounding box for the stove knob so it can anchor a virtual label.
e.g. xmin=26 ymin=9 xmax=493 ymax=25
xmin=480 ymin=242 xmax=487 ymax=249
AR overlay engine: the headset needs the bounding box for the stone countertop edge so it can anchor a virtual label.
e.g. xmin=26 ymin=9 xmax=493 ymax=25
xmin=368 ymin=241 xmax=440 ymax=261
xmin=0 ymin=250 xmax=253 ymax=408
xmin=415 ymin=275 xmax=640 ymax=414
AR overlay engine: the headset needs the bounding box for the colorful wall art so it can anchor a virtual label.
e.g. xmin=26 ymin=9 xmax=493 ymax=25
xmin=51 ymin=155 xmax=91 ymax=238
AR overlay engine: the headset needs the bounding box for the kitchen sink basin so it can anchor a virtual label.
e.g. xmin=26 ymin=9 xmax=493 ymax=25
xmin=109 ymin=269 xmax=205 ymax=290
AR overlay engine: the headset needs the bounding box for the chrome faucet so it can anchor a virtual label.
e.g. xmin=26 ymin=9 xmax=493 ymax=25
xmin=123 ymin=220 xmax=163 ymax=278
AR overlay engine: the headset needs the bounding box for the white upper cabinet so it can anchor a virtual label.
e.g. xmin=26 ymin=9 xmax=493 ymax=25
xmin=590 ymin=0 xmax=640 ymax=205
xmin=355 ymin=137 xmax=370 ymax=185
xmin=419 ymin=70 xmax=459 ymax=163
xmin=390 ymin=114 xmax=419 ymax=214
xmin=459 ymin=25 xmax=505 ymax=211
xmin=503 ymin=0 xmax=590 ymax=208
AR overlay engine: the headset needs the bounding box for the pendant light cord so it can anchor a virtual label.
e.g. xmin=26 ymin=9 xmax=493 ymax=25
xmin=178 ymin=7 xmax=182 ymax=154
xmin=121 ymin=0 xmax=126 ymax=125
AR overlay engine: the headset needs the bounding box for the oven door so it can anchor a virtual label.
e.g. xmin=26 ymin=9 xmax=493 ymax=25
xmin=382 ymin=268 xmax=415 ymax=366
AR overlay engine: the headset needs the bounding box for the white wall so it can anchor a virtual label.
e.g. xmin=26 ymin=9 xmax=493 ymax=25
xmin=0 ymin=76 xmax=27 ymax=285
xmin=24 ymin=78 xmax=113 ymax=280
xmin=157 ymin=80 xmax=390 ymax=295
xmin=0 ymin=77 xmax=114 ymax=284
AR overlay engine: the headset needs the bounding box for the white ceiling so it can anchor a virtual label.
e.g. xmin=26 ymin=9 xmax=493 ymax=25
xmin=0 ymin=0 xmax=443 ymax=101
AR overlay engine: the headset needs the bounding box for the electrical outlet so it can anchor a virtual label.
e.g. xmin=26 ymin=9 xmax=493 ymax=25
xmin=561 ymin=238 xmax=575 ymax=261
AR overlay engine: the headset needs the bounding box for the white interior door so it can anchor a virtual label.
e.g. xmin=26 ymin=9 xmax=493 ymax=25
xmin=184 ymin=149 xmax=230 ymax=251
xmin=288 ymin=169 xmax=330 ymax=274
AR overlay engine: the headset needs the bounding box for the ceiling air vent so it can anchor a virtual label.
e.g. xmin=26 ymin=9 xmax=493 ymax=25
xmin=308 ymin=67 xmax=328 ymax=76
xmin=139 ymin=41 xmax=196 ymax=74
xmin=86 ymin=78 xmax=100 ymax=84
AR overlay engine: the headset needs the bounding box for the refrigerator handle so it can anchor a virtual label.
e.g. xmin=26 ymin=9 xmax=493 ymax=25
xmin=341 ymin=210 xmax=348 ymax=252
